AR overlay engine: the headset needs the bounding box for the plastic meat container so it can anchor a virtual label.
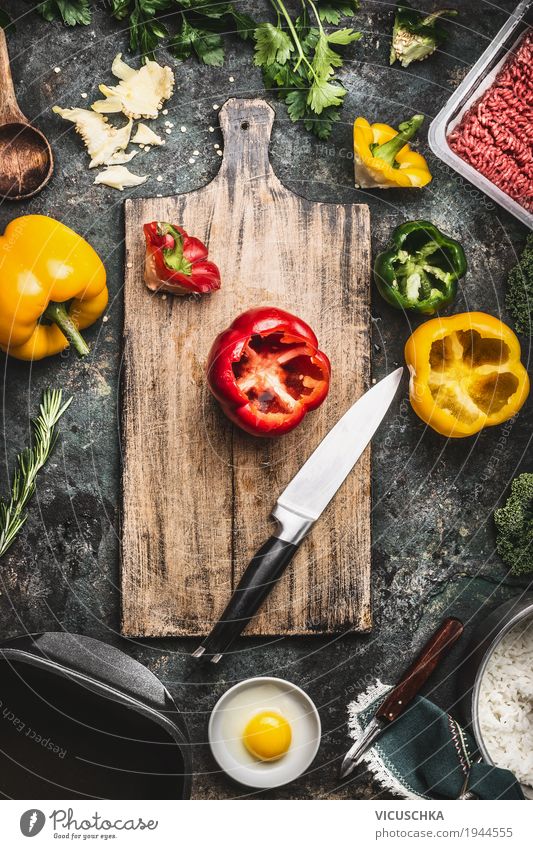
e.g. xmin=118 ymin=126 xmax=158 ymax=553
xmin=429 ymin=0 xmax=532 ymax=228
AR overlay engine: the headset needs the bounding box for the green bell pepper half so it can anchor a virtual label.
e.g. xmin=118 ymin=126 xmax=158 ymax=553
xmin=374 ymin=220 xmax=467 ymax=315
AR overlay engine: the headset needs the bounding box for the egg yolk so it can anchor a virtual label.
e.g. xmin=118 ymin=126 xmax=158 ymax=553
xmin=243 ymin=711 xmax=292 ymax=761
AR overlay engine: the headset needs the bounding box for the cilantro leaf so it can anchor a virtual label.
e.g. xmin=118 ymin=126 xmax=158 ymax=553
xmin=108 ymin=0 xmax=131 ymax=20
xmin=307 ymin=28 xmax=360 ymax=114
xmin=254 ymin=22 xmax=293 ymax=67
xmin=312 ymin=28 xmax=344 ymax=73
xmin=285 ymin=89 xmax=308 ymax=121
xmin=304 ymin=104 xmax=341 ymax=139
xmin=316 ymin=2 xmax=360 ymax=25
xmin=107 ymin=1 xmax=171 ymax=58
xmin=231 ymin=9 xmax=256 ymax=40
xmin=129 ymin=7 xmax=169 ymax=58
xmin=308 ymin=78 xmax=346 ymax=113
xmin=37 ymin=0 xmax=92 ymax=25
xmin=171 ymin=16 xmax=224 ymax=67
xmin=254 ymin=1 xmax=362 ymax=137
xmin=326 ymin=26 xmax=362 ymax=45
xmin=192 ymin=30 xmax=225 ymax=66
xmin=286 ymin=89 xmax=341 ymax=138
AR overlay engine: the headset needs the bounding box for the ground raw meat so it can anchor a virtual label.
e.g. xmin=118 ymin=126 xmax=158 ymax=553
xmin=448 ymin=32 xmax=533 ymax=213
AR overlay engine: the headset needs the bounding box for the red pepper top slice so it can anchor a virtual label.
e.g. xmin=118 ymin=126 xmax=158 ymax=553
xmin=207 ymin=307 xmax=331 ymax=437
xmin=143 ymin=221 xmax=221 ymax=295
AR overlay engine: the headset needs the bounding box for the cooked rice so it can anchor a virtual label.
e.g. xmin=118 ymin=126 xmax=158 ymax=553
xmin=478 ymin=617 xmax=533 ymax=788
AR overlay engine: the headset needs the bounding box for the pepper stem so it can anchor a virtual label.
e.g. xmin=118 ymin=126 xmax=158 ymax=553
xmin=43 ymin=301 xmax=90 ymax=358
xmin=371 ymin=114 xmax=425 ymax=166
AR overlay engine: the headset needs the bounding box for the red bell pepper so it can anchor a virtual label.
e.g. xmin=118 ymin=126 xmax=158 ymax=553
xmin=207 ymin=307 xmax=331 ymax=437
xmin=143 ymin=221 xmax=221 ymax=295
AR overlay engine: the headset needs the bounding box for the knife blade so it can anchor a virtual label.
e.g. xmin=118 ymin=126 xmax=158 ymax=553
xmin=192 ymin=367 xmax=404 ymax=663
xmin=339 ymin=617 xmax=465 ymax=780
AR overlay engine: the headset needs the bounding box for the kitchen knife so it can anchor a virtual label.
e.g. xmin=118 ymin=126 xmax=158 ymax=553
xmin=339 ymin=617 xmax=465 ymax=780
xmin=192 ymin=367 xmax=404 ymax=663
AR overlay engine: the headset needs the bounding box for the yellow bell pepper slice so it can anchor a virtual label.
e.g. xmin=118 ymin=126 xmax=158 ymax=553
xmin=405 ymin=312 xmax=530 ymax=437
xmin=353 ymin=115 xmax=432 ymax=189
xmin=0 ymin=215 xmax=108 ymax=361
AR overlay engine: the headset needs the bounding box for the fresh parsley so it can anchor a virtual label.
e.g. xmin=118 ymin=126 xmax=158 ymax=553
xmin=32 ymin=1 xmax=362 ymax=137
xmin=170 ymin=15 xmax=225 ymax=67
xmin=106 ymin=1 xmax=255 ymax=63
xmin=109 ymin=1 xmax=171 ymax=58
xmin=37 ymin=0 xmax=93 ymax=26
xmin=317 ymin=2 xmax=361 ymax=25
xmin=254 ymin=1 xmax=362 ymax=139
xmin=169 ymin=2 xmax=255 ymax=66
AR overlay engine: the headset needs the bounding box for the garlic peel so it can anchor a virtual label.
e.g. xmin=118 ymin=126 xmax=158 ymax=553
xmin=52 ymin=106 xmax=132 ymax=168
xmin=111 ymin=53 xmax=136 ymax=82
xmin=92 ymin=54 xmax=174 ymax=120
xmin=108 ymin=150 xmax=138 ymax=165
xmin=94 ymin=165 xmax=148 ymax=191
xmin=132 ymin=123 xmax=164 ymax=146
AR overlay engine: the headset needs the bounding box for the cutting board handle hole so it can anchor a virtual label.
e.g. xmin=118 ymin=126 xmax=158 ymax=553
xmin=240 ymin=120 xmax=249 ymax=131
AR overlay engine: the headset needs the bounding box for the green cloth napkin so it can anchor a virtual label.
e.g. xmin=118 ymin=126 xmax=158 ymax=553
xmin=348 ymin=682 xmax=524 ymax=800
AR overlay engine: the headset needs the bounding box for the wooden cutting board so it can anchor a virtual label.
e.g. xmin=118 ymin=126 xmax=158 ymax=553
xmin=121 ymin=98 xmax=371 ymax=638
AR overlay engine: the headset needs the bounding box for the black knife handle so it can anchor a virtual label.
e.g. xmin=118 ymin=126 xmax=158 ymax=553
xmin=191 ymin=536 xmax=299 ymax=662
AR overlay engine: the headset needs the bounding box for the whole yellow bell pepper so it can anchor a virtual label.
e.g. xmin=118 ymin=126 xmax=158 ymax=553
xmin=405 ymin=312 xmax=530 ymax=438
xmin=0 ymin=215 xmax=108 ymax=361
xmin=353 ymin=114 xmax=432 ymax=189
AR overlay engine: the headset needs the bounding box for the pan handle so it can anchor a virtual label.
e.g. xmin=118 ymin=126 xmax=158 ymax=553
xmin=376 ymin=618 xmax=464 ymax=723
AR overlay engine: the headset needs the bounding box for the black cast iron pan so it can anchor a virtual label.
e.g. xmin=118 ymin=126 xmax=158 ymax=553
xmin=0 ymin=632 xmax=192 ymax=799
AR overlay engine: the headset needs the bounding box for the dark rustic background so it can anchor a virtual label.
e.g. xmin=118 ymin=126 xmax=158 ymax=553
xmin=0 ymin=0 xmax=531 ymax=799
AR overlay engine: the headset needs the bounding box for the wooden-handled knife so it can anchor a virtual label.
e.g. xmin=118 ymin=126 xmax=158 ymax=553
xmin=192 ymin=367 xmax=404 ymax=663
xmin=339 ymin=617 xmax=465 ymax=779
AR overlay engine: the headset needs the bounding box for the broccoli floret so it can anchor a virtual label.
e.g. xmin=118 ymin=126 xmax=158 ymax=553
xmin=390 ymin=5 xmax=457 ymax=68
xmin=506 ymin=233 xmax=533 ymax=336
xmin=494 ymin=473 xmax=533 ymax=576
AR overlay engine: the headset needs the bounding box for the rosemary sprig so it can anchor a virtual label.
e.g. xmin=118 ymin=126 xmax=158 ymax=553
xmin=0 ymin=390 xmax=73 ymax=559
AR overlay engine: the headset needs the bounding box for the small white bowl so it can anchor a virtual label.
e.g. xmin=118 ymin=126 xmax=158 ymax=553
xmin=208 ymin=676 xmax=321 ymax=789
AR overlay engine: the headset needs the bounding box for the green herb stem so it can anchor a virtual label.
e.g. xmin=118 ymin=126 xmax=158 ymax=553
xmin=0 ymin=390 xmax=73 ymax=559
xmin=306 ymin=0 xmax=323 ymax=32
xmin=274 ymin=0 xmax=317 ymax=79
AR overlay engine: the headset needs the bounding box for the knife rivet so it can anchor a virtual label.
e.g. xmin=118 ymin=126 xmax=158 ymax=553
xmin=398 ymin=700 xmax=402 ymax=705
xmin=388 ymin=712 xmax=393 ymax=718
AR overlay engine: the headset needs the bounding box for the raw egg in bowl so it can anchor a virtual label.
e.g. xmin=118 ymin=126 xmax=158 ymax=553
xmin=208 ymin=677 xmax=321 ymax=789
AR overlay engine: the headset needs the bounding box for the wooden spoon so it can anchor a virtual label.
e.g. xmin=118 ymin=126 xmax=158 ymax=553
xmin=0 ymin=28 xmax=53 ymax=200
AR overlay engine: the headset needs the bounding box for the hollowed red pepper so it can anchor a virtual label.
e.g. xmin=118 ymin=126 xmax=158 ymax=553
xmin=207 ymin=307 xmax=331 ymax=437
xmin=143 ymin=221 xmax=221 ymax=295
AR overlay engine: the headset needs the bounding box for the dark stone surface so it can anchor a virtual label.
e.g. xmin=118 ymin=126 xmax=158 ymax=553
xmin=0 ymin=1 xmax=531 ymax=799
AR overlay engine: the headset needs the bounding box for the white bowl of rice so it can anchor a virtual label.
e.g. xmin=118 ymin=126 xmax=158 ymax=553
xmin=472 ymin=597 xmax=533 ymax=798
